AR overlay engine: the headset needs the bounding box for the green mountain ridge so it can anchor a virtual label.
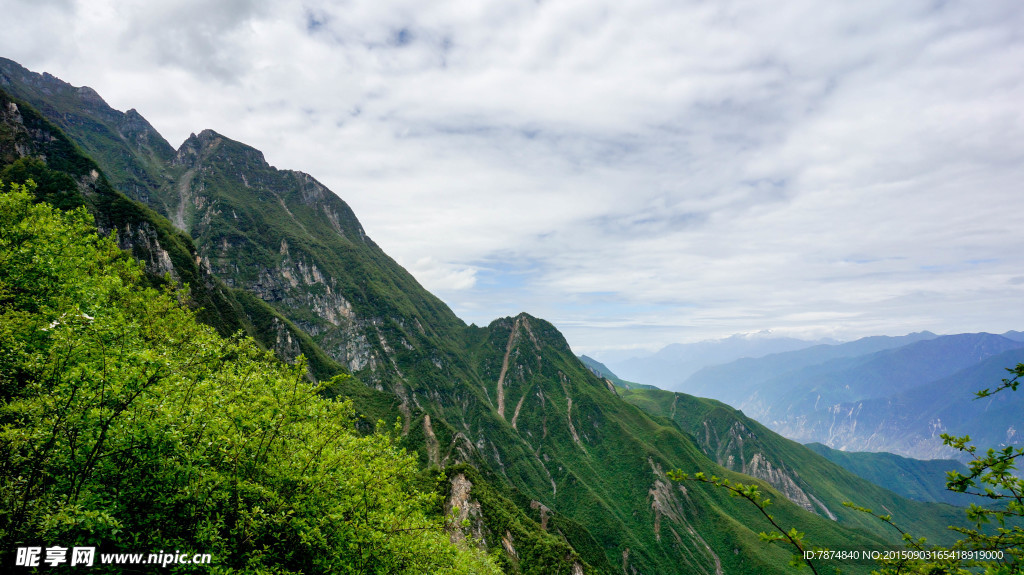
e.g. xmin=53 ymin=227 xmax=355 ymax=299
xmin=618 ymin=387 xmax=966 ymax=545
xmin=590 ymin=357 xmax=974 ymax=508
xmin=0 ymin=58 xmax=991 ymax=574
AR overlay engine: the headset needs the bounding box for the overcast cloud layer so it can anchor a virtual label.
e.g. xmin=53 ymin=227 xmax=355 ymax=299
xmin=5 ymin=0 xmax=1024 ymax=356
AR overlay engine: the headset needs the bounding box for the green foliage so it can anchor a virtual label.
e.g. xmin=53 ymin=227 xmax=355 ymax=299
xmin=1 ymin=157 xmax=86 ymax=211
xmin=0 ymin=183 xmax=499 ymax=574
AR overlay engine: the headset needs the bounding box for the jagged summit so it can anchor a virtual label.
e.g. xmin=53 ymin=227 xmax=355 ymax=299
xmin=488 ymin=312 xmax=574 ymax=355
xmin=174 ymin=128 xmax=270 ymax=171
xmin=0 ymin=57 xmax=176 ymax=206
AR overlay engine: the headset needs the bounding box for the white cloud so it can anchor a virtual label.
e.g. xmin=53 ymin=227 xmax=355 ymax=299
xmin=409 ymin=257 xmax=477 ymax=291
xmin=4 ymin=0 xmax=1024 ymax=354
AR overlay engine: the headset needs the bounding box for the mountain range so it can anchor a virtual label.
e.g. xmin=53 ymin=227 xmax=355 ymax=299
xmin=676 ymin=332 xmax=1024 ymax=461
xmin=0 ymin=57 xmax=1003 ymax=574
xmin=601 ymin=332 xmax=840 ymax=389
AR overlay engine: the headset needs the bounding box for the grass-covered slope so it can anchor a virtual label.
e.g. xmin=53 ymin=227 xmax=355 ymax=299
xmin=805 ymin=443 xmax=972 ymax=507
xmin=620 ymin=387 xmax=967 ymax=546
xmin=456 ymin=314 xmax=898 ymax=574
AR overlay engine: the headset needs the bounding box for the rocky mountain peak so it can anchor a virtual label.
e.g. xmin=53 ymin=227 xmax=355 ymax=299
xmin=175 ymin=129 xmax=269 ymax=170
xmin=493 ymin=312 xmax=573 ymax=355
xmin=74 ymin=85 xmax=108 ymax=107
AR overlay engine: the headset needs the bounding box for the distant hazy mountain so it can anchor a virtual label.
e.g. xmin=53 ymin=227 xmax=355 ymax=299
xmin=680 ymin=331 xmax=939 ymax=405
xmin=578 ymin=355 xmax=657 ymax=390
xmin=679 ymin=333 xmax=1024 ymax=461
xmin=1003 ymin=330 xmax=1024 ymax=342
xmin=769 ymin=347 xmax=1024 ymax=460
xmin=601 ymin=332 xmax=838 ymax=390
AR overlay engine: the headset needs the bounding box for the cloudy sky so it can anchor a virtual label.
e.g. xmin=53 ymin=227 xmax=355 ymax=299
xmin=5 ymin=0 xmax=1024 ymax=357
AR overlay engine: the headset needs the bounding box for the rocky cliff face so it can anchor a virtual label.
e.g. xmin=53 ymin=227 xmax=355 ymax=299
xmin=154 ymin=128 xmax=437 ymax=383
xmin=696 ymin=417 xmax=835 ymax=519
xmin=647 ymin=459 xmax=723 ymax=575
xmin=445 ymin=473 xmax=489 ymax=546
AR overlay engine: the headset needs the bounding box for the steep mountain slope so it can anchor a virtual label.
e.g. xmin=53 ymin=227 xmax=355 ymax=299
xmin=805 ymin=443 xmax=971 ymax=507
xmin=0 ymin=87 xmax=232 ymax=333
xmin=619 ymin=387 xmax=966 ymax=545
xmin=162 ymin=129 xmax=470 ymax=388
xmin=1 ymin=60 xmax=974 ymax=574
xmin=0 ymin=57 xmax=175 ymax=208
xmin=0 ymin=87 xmax=346 ymax=380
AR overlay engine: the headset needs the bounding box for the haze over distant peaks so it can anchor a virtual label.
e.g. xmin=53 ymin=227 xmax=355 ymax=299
xmin=679 ymin=332 xmax=1024 ymax=461
xmin=598 ymin=332 xmax=844 ymax=390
